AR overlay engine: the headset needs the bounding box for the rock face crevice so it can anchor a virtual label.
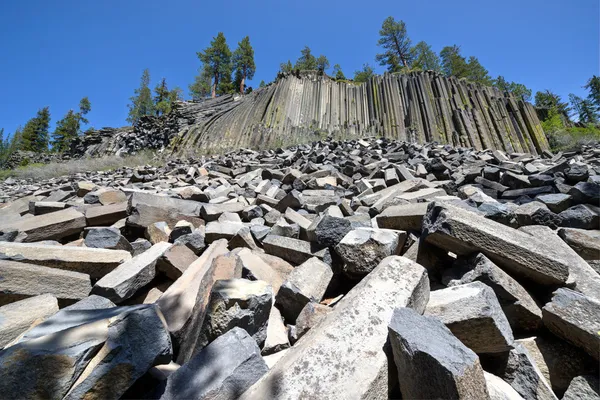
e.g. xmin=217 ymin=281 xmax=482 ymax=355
xmin=71 ymin=71 xmax=548 ymax=157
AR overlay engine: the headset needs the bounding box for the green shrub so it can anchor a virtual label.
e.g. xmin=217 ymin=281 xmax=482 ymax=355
xmin=546 ymin=126 xmax=600 ymax=152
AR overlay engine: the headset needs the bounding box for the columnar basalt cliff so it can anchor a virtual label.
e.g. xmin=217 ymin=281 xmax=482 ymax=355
xmin=71 ymin=71 xmax=549 ymax=157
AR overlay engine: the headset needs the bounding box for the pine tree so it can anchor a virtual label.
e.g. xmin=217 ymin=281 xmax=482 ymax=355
xmin=440 ymin=45 xmax=470 ymax=78
xmin=411 ymin=41 xmax=441 ymax=72
xmin=52 ymin=97 xmax=92 ymax=152
xmin=232 ymin=36 xmax=256 ymax=94
xmin=189 ymin=66 xmax=213 ymax=100
xmin=535 ymin=90 xmax=571 ymax=117
xmin=465 ymin=56 xmax=492 ymax=85
xmin=294 ymin=46 xmax=317 ymax=70
xmin=21 ymin=107 xmax=51 ymax=152
xmin=280 ymin=60 xmax=293 ymax=73
xmin=197 ymin=32 xmax=232 ymax=98
xmin=570 ymin=94 xmax=599 ymax=125
xmin=127 ymin=69 xmax=155 ymax=124
xmin=493 ymin=76 xmax=532 ymax=102
xmin=353 ymin=64 xmax=375 ymax=83
xmin=333 ymin=64 xmax=346 ymax=80
xmin=8 ymin=127 xmax=23 ymax=154
xmin=316 ymin=55 xmax=330 ymax=73
xmin=584 ymin=75 xmax=600 ymax=112
xmin=375 ymin=17 xmax=413 ymax=72
xmin=154 ymin=78 xmax=181 ymax=116
xmin=259 ymin=80 xmax=266 ymax=88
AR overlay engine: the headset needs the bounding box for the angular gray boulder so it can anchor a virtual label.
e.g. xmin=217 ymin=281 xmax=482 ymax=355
xmin=239 ymin=256 xmax=429 ymax=400
xmin=275 ymin=257 xmax=333 ymax=323
xmin=160 ymin=327 xmax=268 ymax=400
xmin=542 ymin=288 xmax=600 ymax=360
xmin=388 ymin=307 xmax=489 ymax=399
xmin=334 ymin=227 xmax=404 ymax=278
xmin=196 ymin=279 xmax=272 ymax=351
xmin=423 ymin=202 xmax=570 ymax=286
xmin=0 ymin=293 xmax=58 ymax=348
xmin=426 ymin=281 xmax=514 ymax=353
xmin=442 ymin=253 xmax=542 ymax=333
xmin=92 ymin=241 xmax=172 ymax=303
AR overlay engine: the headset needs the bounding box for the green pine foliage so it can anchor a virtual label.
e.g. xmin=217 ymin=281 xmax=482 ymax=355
xmin=353 ymin=64 xmax=375 ymax=83
xmin=259 ymin=80 xmax=266 ymax=88
xmin=294 ymin=46 xmax=318 ymax=70
xmin=154 ymin=78 xmax=182 ymax=116
xmin=465 ymin=56 xmax=492 ymax=85
xmin=333 ymin=64 xmax=346 ymax=80
xmin=280 ymin=60 xmax=293 ymax=73
xmin=21 ymin=107 xmax=51 ymax=152
xmin=197 ymin=32 xmax=232 ymax=98
xmin=232 ymin=36 xmax=256 ymax=94
xmin=376 ymin=17 xmax=413 ymax=72
xmin=494 ymin=76 xmax=532 ymax=102
xmin=127 ymin=69 xmax=155 ymax=124
xmin=569 ymin=94 xmax=599 ymax=125
xmin=316 ymin=55 xmax=330 ymax=73
xmin=411 ymin=41 xmax=442 ymax=73
xmin=440 ymin=45 xmax=470 ymax=78
xmin=584 ymin=75 xmax=600 ymax=112
xmin=189 ymin=66 xmax=213 ymax=100
xmin=52 ymin=97 xmax=92 ymax=152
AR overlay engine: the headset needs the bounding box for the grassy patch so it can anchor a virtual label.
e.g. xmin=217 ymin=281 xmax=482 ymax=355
xmin=0 ymin=151 xmax=160 ymax=181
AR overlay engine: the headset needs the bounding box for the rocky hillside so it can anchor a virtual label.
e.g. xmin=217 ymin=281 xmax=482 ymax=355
xmin=0 ymin=137 xmax=598 ymax=399
xmin=71 ymin=71 xmax=548 ymax=158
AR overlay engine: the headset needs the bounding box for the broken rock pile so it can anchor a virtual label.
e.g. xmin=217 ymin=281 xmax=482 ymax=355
xmin=0 ymin=137 xmax=599 ymax=399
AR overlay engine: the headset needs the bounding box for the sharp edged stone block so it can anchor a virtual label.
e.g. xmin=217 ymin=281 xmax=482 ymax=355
xmin=423 ymin=202 xmax=569 ymax=286
xmin=239 ymin=256 xmax=430 ymax=400
xmin=542 ymin=288 xmax=600 ymax=360
xmin=426 ymin=281 xmax=514 ymax=353
xmin=0 ymin=207 xmax=86 ymax=242
xmin=275 ymin=257 xmax=333 ymax=323
xmin=160 ymin=327 xmax=268 ymax=400
xmin=0 ymin=260 xmax=91 ymax=306
xmin=0 ymin=293 xmax=58 ymax=348
xmin=562 ymin=375 xmax=600 ymax=400
xmin=443 ymin=253 xmax=542 ymax=333
xmin=93 ymin=242 xmax=172 ymax=303
xmin=388 ymin=307 xmax=489 ymax=400
xmin=196 ymin=279 xmax=272 ymax=351
xmin=335 ymin=227 xmax=405 ymax=278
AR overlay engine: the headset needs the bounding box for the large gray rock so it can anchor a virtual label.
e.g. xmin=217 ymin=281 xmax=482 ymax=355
xmin=423 ymin=202 xmax=570 ymax=286
xmin=334 ymin=227 xmax=405 ymax=278
xmin=0 ymin=242 xmax=131 ymax=279
xmin=196 ymin=279 xmax=272 ymax=351
xmin=161 ymin=327 xmax=268 ymax=400
xmin=239 ymin=256 xmax=429 ymax=400
xmin=0 ymin=294 xmax=58 ymax=348
xmin=388 ymin=307 xmax=489 ymax=399
xmin=443 ymin=253 xmax=542 ymax=333
xmin=562 ymin=375 xmax=600 ymax=400
xmin=92 ymin=241 xmax=172 ymax=303
xmin=376 ymin=202 xmax=429 ymax=231
xmin=0 ymin=260 xmax=91 ymax=306
xmin=262 ymin=235 xmax=331 ymax=265
xmin=517 ymin=335 xmax=597 ymax=397
xmin=426 ymin=281 xmax=514 ymax=353
xmin=520 ymin=225 xmax=600 ymax=302
xmin=157 ymin=239 xmax=230 ymax=364
xmin=295 ymin=302 xmax=331 ymax=341
xmin=558 ymin=228 xmax=600 ymax=261
xmin=484 ymin=372 xmax=525 ymax=400
xmin=85 ymin=201 xmax=128 ymax=226
xmin=275 ymin=257 xmax=333 ymax=323
xmin=0 ymin=207 xmax=86 ymax=242
xmin=84 ymin=227 xmax=133 ymax=252
xmin=0 ymin=304 xmax=172 ymax=400
xmin=16 ymin=295 xmax=117 ymax=343
xmin=542 ymin=288 xmax=600 ymax=360
xmin=262 ymin=305 xmax=290 ymax=355
xmin=481 ymin=342 xmax=558 ymax=400
xmin=236 ymin=248 xmax=290 ymax=294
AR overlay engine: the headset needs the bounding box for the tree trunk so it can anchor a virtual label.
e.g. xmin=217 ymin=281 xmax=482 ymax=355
xmin=212 ymin=72 xmax=218 ymax=98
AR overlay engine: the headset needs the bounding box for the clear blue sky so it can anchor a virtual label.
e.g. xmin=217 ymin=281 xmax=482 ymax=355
xmin=1 ymin=0 xmax=598 ymax=140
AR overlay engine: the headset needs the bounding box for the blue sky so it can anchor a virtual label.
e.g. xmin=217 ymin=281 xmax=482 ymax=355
xmin=1 ymin=0 xmax=598 ymax=140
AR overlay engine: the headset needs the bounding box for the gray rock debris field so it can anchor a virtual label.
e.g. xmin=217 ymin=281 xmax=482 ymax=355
xmin=0 ymin=137 xmax=598 ymax=399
